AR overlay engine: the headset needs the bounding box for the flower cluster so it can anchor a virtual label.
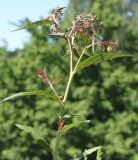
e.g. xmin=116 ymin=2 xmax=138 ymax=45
xmin=44 ymin=6 xmax=118 ymax=54
xmin=45 ymin=6 xmax=65 ymax=32
xmin=70 ymin=14 xmax=103 ymax=38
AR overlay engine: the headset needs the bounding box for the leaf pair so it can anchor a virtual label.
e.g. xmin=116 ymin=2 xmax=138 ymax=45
xmin=0 ymin=53 xmax=132 ymax=104
xmin=76 ymin=53 xmax=132 ymax=72
xmin=15 ymin=124 xmax=53 ymax=155
xmin=61 ymin=120 xmax=91 ymax=135
xmin=15 ymin=123 xmax=101 ymax=159
xmin=14 ymin=119 xmax=90 ymax=156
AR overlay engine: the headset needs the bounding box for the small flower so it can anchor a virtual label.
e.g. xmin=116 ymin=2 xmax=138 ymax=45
xmin=54 ymin=6 xmax=66 ymax=19
xmin=90 ymin=15 xmax=97 ymax=21
xmin=58 ymin=120 xmax=65 ymax=130
xmin=45 ymin=6 xmax=65 ymax=31
xmin=107 ymin=46 xmax=113 ymax=52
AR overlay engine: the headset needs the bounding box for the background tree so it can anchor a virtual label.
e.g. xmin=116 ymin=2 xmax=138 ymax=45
xmin=0 ymin=0 xmax=138 ymax=160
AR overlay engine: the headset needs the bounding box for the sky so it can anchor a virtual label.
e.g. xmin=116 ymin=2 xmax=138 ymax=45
xmin=0 ymin=0 xmax=69 ymax=51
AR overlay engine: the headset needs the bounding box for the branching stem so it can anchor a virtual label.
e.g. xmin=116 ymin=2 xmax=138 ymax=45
xmin=53 ymin=37 xmax=74 ymax=160
xmin=53 ymin=36 xmax=87 ymax=160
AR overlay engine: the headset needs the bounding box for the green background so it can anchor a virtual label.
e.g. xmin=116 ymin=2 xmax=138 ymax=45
xmin=0 ymin=0 xmax=138 ymax=159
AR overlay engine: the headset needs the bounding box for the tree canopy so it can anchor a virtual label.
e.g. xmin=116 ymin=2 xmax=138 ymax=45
xmin=0 ymin=0 xmax=138 ymax=160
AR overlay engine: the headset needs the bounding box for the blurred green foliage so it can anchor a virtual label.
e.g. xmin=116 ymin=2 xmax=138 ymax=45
xmin=0 ymin=0 xmax=138 ymax=160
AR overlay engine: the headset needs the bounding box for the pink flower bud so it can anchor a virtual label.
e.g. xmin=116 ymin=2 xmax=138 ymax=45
xmin=58 ymin=120 xmax=65 ymax=130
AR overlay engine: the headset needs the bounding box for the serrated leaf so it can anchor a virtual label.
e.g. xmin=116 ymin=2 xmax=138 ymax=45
xmin=15 ymin=124 xmax=53 ymax=154
xmin=15 ymin=124 xmax=33 ymax=133
xmin=1 ymin=90 xmax=57 ymax=103
xmin=84 ymin=146 xmax=102 ymax=155
xmin=96 ymin=146 xmax=103 ymax=160
xmin=73 ymin=154 xmax=82 ymax=160
xmin=61 ymin=120 xmax=90 ymax=135
xmin=70 ymin=152 xmax=84 ymax=160
xmin=63 ymin=113 xmax=79 ymax=119
xmin=76 ymin=53 xmax=132 ymax=71
xmin=12 ymin=19 xmax=54 ymax=31
xmin=71 ymin=146 xmax=102 ymax=160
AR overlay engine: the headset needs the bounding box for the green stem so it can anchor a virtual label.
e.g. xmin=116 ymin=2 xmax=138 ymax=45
xmin=63 ymin=48 xmax=87 ymax=104
xmin=68 ymin=38 xmax=73 ymax=74
xmin=53 ymin=71 xmax=74 ymax=160
xmin=63 ymin=37 xmax=75 ymax=103
xmin=92 ymin=34 xmax=95 ymax=54
xmin=46 ymin=79 xmax=64 ymax=160
xmin=73 ymin=48 xmax=87 ymax=73
xmin=47 ymin=79 xmax=63 ymax=106
xmin=53 ymin=39 xmax=87 ymax=160
xmin=53 ymin=37 xmax=75 ymax=160
xmin=53 ymin=104 xmax=64 ymax=160
xmin=63 ymin=72 xmax=74 ymax=103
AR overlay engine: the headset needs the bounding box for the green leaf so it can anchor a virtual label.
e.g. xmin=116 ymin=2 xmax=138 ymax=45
xmin=15 ymin=124 xmax=53 ymax=154
xmin=12 ymin=19 xmax=54 ymax=31
xmin=76 ymin=53 xmax=132 ymax=71
xmin=1 ymin=90 xmax=57 ymax=103
xmin=72 ymin=146 xmax=102 ymax=160
xmin=73 ymin=154 xmax=82 ymax=160
xmin=61 ymin=120 xmax=90 ymax=135
xmin=63 ymin=113 xmax=79 ymax=119
xmin=96 ymin=146 xmax=103 ymax=160
xmin=84 ymin=146 xmax=102 ymax=155
xmin=15 ymin=124 xmax=33 ymax=133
